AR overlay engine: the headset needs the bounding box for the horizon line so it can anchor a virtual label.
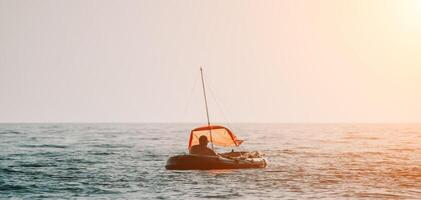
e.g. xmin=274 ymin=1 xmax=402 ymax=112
xmin=1 ymin=121 xmax=421 ymax=124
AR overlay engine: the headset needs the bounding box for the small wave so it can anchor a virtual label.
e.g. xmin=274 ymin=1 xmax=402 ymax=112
xmin=89 ymin=187 xmax=121 ymax=195
xmin=275 ymin=149 xmax=299 ymax=155
xmin=201 ymin=192 xmax=242 ymax=198
xmin=0 ymin=156 xmax=13 ymax=161
xmin=0 ymin=168 xmax=20 ymax=174
xmin=343 ymin=132 xmax=382 ymax=140
xmin=19 ymin=163 xmax=57 ymax=168
xmin=343 ymin=136 xmax=381 ymax=140
xmin=355 ymin=192 xmax=404 ymax=199
xmin=0 ymin=167 xmax=49 ymax=176
xmin=18 ymin=144 xmax=67 ymax=149
xmin=89 ymin=151 xmax=115 ymax=156
xmin=90 ymin=144 xmax=132 ymax=148
xmin=63 ymin=158 xmax=98 ymax=164
xmin=388 ymin=148 xmax=417 ymax=152
xmin=265 ymin=170 xmax=287 ymax=173
xmin=339 ymin=152 xmax=364 ymax=158
xmin=30 ymin=151 xmax=64 ymax=157
xmin=0 ymin=130 xmax=23 ymax=135
xmin=0 ymin=184 xmax=29 ymax=191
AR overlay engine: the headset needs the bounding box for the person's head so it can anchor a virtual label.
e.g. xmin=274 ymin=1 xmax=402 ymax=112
xmin=199 ymin=135 xmax=209 ymax=146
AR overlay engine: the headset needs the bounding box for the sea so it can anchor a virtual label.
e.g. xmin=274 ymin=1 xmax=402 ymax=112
xmin=0 ymin=123 xmax=420 ymax=199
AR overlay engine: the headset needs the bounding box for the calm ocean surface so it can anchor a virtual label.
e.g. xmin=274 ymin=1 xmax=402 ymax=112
xmin=0 ymin=123 xmax=420 ymax=199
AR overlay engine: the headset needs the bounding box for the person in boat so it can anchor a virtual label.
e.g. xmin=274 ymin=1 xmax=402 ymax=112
xmin=189 ymin=135 xmax=217 ymax=156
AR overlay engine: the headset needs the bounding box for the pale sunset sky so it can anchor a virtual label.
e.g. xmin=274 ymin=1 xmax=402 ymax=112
xmin=1 ymin=0 xmax=421 ymax=123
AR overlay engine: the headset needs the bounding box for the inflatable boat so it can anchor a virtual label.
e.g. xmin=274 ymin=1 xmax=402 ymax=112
xmin=165 ymin=125 xmax=267 ymax=170
xmin=166 ymin=151 xmax=267 ymax=170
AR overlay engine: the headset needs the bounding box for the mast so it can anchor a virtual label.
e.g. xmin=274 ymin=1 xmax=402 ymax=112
xmin=200 ymin=67 xmax=214 ymax=150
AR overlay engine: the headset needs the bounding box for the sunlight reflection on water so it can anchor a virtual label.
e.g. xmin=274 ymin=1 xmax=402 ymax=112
xmin=0 ymin=123 xmax=420 ymax=199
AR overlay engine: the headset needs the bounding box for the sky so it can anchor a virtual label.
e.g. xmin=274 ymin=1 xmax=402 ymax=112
xmin=1 ymin=0 xmax=421 ymax=123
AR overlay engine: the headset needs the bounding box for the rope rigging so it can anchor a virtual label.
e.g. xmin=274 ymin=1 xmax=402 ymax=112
xmin=183 ymin=67 xmax=243 ymax=150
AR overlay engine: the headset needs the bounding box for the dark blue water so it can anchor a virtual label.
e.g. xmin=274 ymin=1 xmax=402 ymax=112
xmin=0 ymin=123 xmax=420 ymax=199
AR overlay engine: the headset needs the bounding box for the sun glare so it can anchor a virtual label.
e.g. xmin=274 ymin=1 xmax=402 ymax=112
xmin=395 ymin=0 xmax=421 ymax=31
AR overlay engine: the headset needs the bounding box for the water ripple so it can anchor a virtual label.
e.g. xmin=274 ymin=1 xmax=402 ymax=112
xmin=0 ymin=123 xmax=420 ymax=199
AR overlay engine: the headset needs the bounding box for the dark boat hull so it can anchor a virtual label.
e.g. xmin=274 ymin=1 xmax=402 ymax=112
xmin=165 ymin=154 xmax=267 ymax=170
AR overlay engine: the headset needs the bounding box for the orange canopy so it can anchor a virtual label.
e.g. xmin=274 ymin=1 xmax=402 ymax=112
xmin=188 ymin=125 xmax=243 ymax=149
